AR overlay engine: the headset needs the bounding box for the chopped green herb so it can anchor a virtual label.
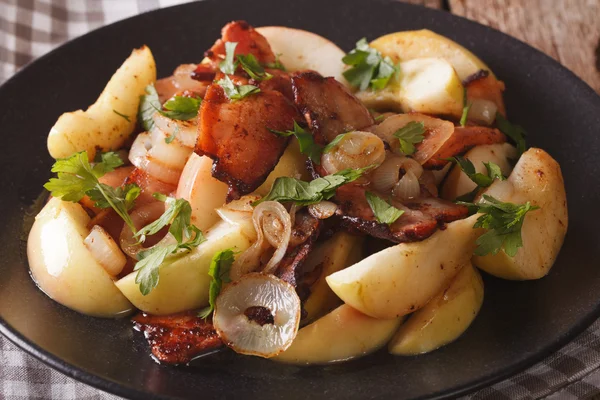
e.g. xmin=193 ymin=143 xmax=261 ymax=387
xmin=160 ymin=95 xmax=202 ymax=121
xmin=393 ymin=121 xmax=425 ymax=155
xmin=342 ymin=38 xmax=397 ymax=91
xmin=323 ymin=133 xmax=348 ymax=154
xmin=237 ymin=53 xmax=272 ymax=81
xmin=495 ymin=113 xmax=527 ymax=155
xmin=446 ymin=156 xmax=505 ymax=188
xmin=165 ymin=125 xmax=179 ymax=144
xmin=269 ymin=121 xmax=323 ymax=164
xmin=217 ymin=75 xmax=261 ymax=101
xmin=458 ymin=195 xmax=539 ymax=257
xmin=219 ymin=42 xmax=238 ymax=75
xmin=460 ymin=87 xmax=471 ymax=127
xmin=44 ymin=151 xmax=139 ymax=233
xmin=138 ymin=84 xmax=161 ymax=131
xmin=365 ymin=191 xmax=404 ymax=225
xmin=198 ymin=249 xmax=236 ymax=318
xmin=113 ymin=109 xmax=130 ymax=122
xmin=264 ymin=53 xmax=286 ymax=71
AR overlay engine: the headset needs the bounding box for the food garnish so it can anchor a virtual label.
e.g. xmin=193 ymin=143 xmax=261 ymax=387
xmin=342 ymin=38 xmax=397 ymax=90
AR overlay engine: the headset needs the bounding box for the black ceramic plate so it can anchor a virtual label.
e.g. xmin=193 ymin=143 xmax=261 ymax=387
xmin=1 ymin=0 xmax=599 ymax=399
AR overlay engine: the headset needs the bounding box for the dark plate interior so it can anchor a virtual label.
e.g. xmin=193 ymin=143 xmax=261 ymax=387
xmin=1 ymin=0 xmax=599 ymax=399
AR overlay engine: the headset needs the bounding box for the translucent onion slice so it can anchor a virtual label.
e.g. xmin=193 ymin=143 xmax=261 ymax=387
xmin=129 ymin=132 xmax=152 ymax=168
xmin=372 ymin=156 xmax=423 ymax=193
xmin=307 ymin=201 xmax=338 ymax=220
xmin=147 ymin=133 xmax=193 ymax=170
xmin=321 ymin=131 xmax=385 ymax=175
xmin=229 ymin=201 xmax=292 ymax=280
xmin=213 ymin=273 xmax=301 ymax=358
xmin=393 ymin=171 xmax=421 ymax=201
xmin=468 ymin=98 xmax=498 ymax=125
xmin=84 ymin=225 xmax=127 ymax=276
xmin=119 ymin=202 xmax=167 ymax=258
xmin=151 ymin=113 xmax=198 ymax=148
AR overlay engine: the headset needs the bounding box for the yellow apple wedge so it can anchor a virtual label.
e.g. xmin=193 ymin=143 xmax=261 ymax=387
xmin=302 ymin=232 xmax=364 ymax=323
xmin=256 ymin=26 xmax=347 ymax=84
xmin=389 ymin=263 xmax=483 ymax=355
xmin=326 ymin=215 xmax=482 ymax=319
xmin=27 ymin=198 xmax=133 ymax=317
xmin=48 ymin=46 xmax=156 ymax=160
xmin=369 ymin=30 xmax=493 ymax=81
xmin=441 ymin=143 xmax=518 ymax=201
xmin=255 ymin=140 xmax=311 ymax=197
xmin=274 ymin=305 xmax=402 ymax=365
xmin=472 ymin=148 xmax=568 ymax=280
xmin=116 ymin=219 xmax=254 ymax=315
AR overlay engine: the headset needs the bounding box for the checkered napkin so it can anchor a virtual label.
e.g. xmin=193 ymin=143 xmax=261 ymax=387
xmin=1 ymin=1 xmax=600 ymax=399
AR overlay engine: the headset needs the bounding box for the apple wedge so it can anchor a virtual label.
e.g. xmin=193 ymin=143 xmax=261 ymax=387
xmin=326 ymin=214 xmax=482 ymax=319
xmin=472 ymin=148 xmax=568 ymax=280
xmin=274 ymin=304 xmax=402 ymax=365
xmin=369 ymin=30 xmax=493 ymax=81
xmin=116 ymin=218 xmax=254 ymax=315
xmin=389 ymin=263 xmax=483 ymax=355
xmin=27 ymin=198 xmax=133 ymax=317
xmin=255 ymin=140 xmax=311 ymax=197
xmin=441 ymin=143 xmax=518 ymax=201
xmin=48 ymin=46 xmax=156 ymax=161
xmin=357 ymin=57 xmax=464 ymax=116
xmin=256 ymin=26 xmax=347 ymax=84
xmin=302 ymin=232 xmax=364 ymax=323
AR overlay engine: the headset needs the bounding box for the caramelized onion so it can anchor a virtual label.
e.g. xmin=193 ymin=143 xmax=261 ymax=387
xmin=84 ymin=225 xmax=127 ymax=276
xmin=213 ymin=273 xmax=301 ymax=358
xmin=230 ymin=201 xmax=292 ymax=280
xmin=393 ymin=171 xmax=421 ymax=201
xmin=151 ymin=114 xmax=198 ymax=149
xmin=468 ymin=99 xmax=498 ymax=125
xmin=308 ymin=201 xmax=338 ymax=220
xmin=321 ymin=131 xmax=385 ymax=175
xmin=372 ymin=156 xmax=423 ymax=192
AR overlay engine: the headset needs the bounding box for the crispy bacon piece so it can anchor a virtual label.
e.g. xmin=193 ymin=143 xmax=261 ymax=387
xmin=205 ymin=21 xmax=276 ymax=66
xmin=291 ymin=71 xmax=374 ymax=145
xmin=196 ymin=84 xmax=299 ymax=201
xmin=133 ymin=312 xmax=222 ymax=365
xmin=336 ymin=185 xmax=468 ymax=243
xmin=418 ymin=126 xmax=506 ymax=169
xmin=259 ymin=69 xmax=294 ymax=102
xmin=464 ymin=70 xmax=506 ymax=116
xmin=275 ymin=210 xmax=322 ymax=288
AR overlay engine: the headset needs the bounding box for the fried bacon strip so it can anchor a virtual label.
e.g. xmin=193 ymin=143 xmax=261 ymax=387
xmin=133 ymin=312 xmax=222 ymax=365
xmin=464 ymin=70 xmax=506 ymax=116
xmin=196 ymin=84 xmax=299 ymax=201
xmin=205 ymin=20 xmax=276 ymax=66
xmin=291 ymin=71 xmax=374 ymax=145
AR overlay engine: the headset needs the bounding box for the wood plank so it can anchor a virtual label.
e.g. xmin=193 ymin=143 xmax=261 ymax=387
xmin=449 ymin=0 xmax=600 ymax=93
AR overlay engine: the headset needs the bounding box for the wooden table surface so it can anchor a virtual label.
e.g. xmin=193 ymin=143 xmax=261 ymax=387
xmin=404 ymin=0 xmax=600 ymax=93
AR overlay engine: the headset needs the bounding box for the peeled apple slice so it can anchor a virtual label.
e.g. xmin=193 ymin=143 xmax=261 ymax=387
xmin=389 ymin=263 xmax=484 ymax=355
xmin=472 ymin=148 xmax=568 ymax=280
xmin=302 ymin=232 xmax=364 ymax=323
xmin=115 ymin=218 xmax=254 ymax=315
xmin=256 ymin=26 xmax=347 ymax=84
xmin=441 ymin=143 xmax=518 ymax=201
xmin=274 ymin=305 xmax=402 ymax=365
xmin=48 ymin=46 xmax=156 ymax=160
xmin=326 ymin=214 xmax=482 ymax=319
xmin=369 ymin=29 xmax=493 ymax=81
xmin=214 ymin=273 xmax=301 ymax=358
xmin=357 ymin=57 xmax=464 ymax=117
xmin=255 ymin=140 xmax=311 ymax=196
xmin=27 ymin=198 xmax=133 ymax=317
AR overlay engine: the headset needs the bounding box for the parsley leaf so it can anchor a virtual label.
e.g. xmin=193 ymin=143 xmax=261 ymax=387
xmin=323 ymin=133 xmax=348 ymax=154
xmin=393 ymin=121 xmax=425 ymax=155
xmin=134 ymin=195 xmax=199 ymax=244
xmin=264 ymin=53 xmax=286 ymax=71
xmin=44 ymin=151 xmax=139 ymax=233
xmin=219 ymin=42 xmax=238 ymax=75
xmin=447 ymin=156 xmax=506 ymax=188
xmin=460 ymin=87 xmax=471 ymax=127
xmin=134 ymin=244 xmax=178 ymax=296
xmin=138 ymin=84 xmax=161 ymax=131
xmin=496 ymin=113 xmax=527 ymax=155
xmin=217 ymin=76 xmax=261 ymax=101
xmin=198 ymin=249 xmax=236 ymax=319
xmin=165 ymin=125 xmax=179 ymax=144
xmin=160 ymin=95 xmax=202 ymax=121
xmin=255 ymin=165 xmax=373 ymax=206
xmin=269 ymin=121 xmax=323 ymax=164
xmin=113 ymin=109 xmax=130 ymax=122
xmin=342 ymin=38 xmax=397 ymax=91
xmin=237 ymin=53 xmax=273 ymax=81
xmin=459 ymin=194 xmax=539 ymax=257
xmin=365 ymin=191 xmax=404 ymax=224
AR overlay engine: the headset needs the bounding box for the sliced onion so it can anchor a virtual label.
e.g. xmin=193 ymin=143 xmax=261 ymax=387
xmin=308 ymin=201 xmax=338 ymax=220
xmin=230 ymin=201 xmax=292 ymax=280
xmin=468 ymin=99 xmax=498 ymax=125
xmin=139 ymin=155 xmax=182 ymax=185
xmin=393 ymin=171 xmax=421 ymax=201
xmin=419 ymin=170 xmax=438 ymax=197
xmin=119 ymin=202 xmax=167 ymax=258
xmin=152 ymin=113 xmax=198 ymax=148
xmin=321 ymin=131 xmax=386 ymax=175
xmin=147 ymin=134 xmax=192 ymax=171
xmin=213 ymin=273 xmax=301 ymax=358
xmin=372 ymin=156 xmax=424 ymax=192
xmin=216 ymin=195 xmax=260 ymax=241
xmin=129 ymin=132 xmax=152 ymax=168
xmin=432 ymin=163 xmax=452 ymax=185
xmin=84 ymin=225 xmax=127 ymax=276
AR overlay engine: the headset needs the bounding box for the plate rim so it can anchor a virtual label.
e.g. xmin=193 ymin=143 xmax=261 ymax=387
xmin=1 ymin=1 xmax=599 ymax=399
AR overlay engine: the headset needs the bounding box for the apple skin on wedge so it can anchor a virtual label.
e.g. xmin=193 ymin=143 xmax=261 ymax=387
xmin=274 ymin=304 xmax=402 ymax=365
xmin=388 ymin=263 xmax=483 ymax=356
xmin=472 ymin=148 xmax=568 ymax=280
xmin=326 ymin=215 xmax=482 ymax=319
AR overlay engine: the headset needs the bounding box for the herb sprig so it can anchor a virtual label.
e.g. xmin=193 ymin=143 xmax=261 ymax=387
xmin=217 ymin=75 xmax=261 ymax=101
xmin=393 ymin=121 xmax=426 ymax=155
xmin=198 ymin=249 xmax=236 ymax=318
xmin=342 ymin=38 xmax=397 ymax=91
xmin=365 ymin=192 xmax=404 ymax=225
